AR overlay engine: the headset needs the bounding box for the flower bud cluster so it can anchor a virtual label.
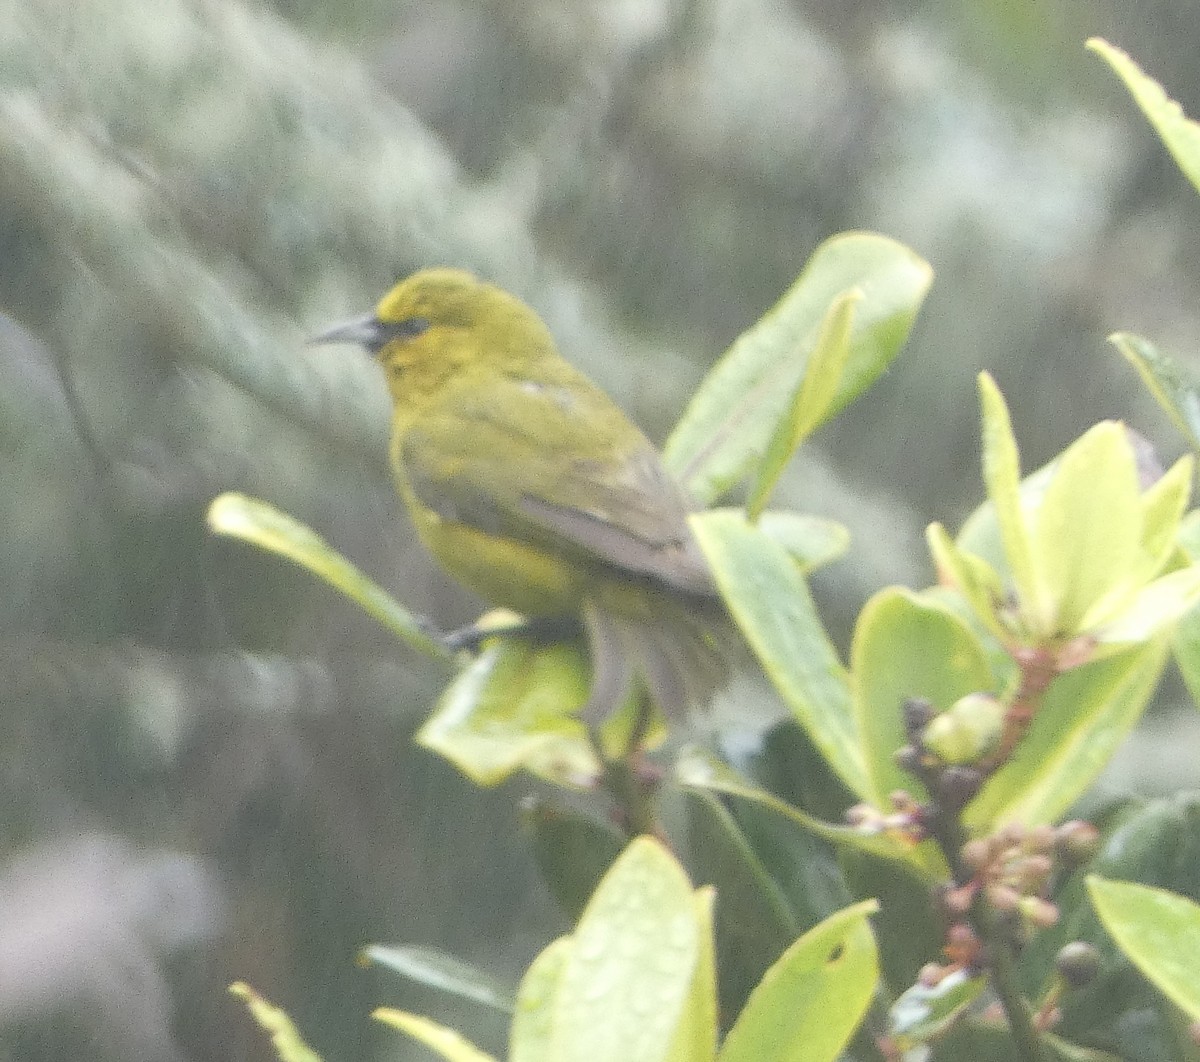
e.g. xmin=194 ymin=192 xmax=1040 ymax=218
xmin=952 ymin=822 xmax=1062 ymax=933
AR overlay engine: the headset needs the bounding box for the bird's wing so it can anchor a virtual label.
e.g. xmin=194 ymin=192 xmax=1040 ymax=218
xmin=397 ymin=375 xmax=715 ymax=598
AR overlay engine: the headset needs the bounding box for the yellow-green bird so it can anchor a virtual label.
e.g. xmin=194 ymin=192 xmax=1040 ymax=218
xmin=315 ymin=268 xmax=727 ymax=723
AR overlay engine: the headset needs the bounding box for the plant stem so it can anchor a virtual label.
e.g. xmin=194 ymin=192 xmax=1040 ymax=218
xmin=588 ymin=697 xmax=662 ymax=839
xmin=599 ymin=755 xmax=661 ymax=838
xmin=920 ymin=779 xmax=1046 ymax=1061
xmin=977 ymin=896 xmax=1047 ymax=1062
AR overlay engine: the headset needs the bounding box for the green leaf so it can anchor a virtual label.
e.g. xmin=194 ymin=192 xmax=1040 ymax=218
xmin=1017 ymin=795 xmax=1200 ymax=1055
xmin=951 ymin=416 xmax=1195 ymax=646
xmin=373 ymin=1009 xmax=497 ymax=1062
xmin=926 ymin=522 xmax=1009 ymax=643
xmin=362 ymin=946 xmax=516 ymax=1012
xmin=521 ymin=799 xmax=626 ymax=923
xmin=977 ymin=374 xmax=1044 ymax=633
xmin=229 ymin=982 xmax=323 ymax=1062
xmin=1139 ymin=456 xmax=1195 ymax=570
xmin=932 ymin=1021 xmax=1123 ymax=1061
xmin=665 ymin=233 xmax=932 ymax=503
xmin=1088 ymin=877 xmax=1200 ymax=1022
xmin=850 ymin=588 xmax=994 ymax=804
xmin=755 ymin=512 xmax=851 ymax=573
xmin=689 ymin=509 xmax=867 ymax=799
xmin=1094 ymin=566 xmax=1200 ymax=645
xmin=1088 ymin=38 xmax=1200 ymax=198
xmin=1033 ymin=422 xmax=1142 ymax=633
xmin=888 ymin=968 xmax=987 ymax=1051
xmin=510 ymin=938 xmax=571 ymax=1062
xmin=840 ymin=849 xmax=946 ymax=992
xmin=1180 ymin=511 xmax=1200 ymax=563
xmin=1175 ymin=516 xmax=1200 ymax=705
xmin=1173 ymin=601 xmax=1200 ymax=709
xmin=685 ymin=790 xmax=800 ymax=1017
xmin=717 ymin=900 xmax=879 ymax=1062
xmin=1111 ymin=333 xmax=1200 ymax=452
xmin=675 ymin=746 xmax=946 ymax=877
xmin=964 ymin=640 xmax=1169 ymax=830
xmin=207 ymin=492 xmax=448 ymax=659
xmin=676 ymin=887 xmax=720 ymax=1062
xmin=745 ymin=289 xmax=860 ymax=520
xmin=549 ymin=836 xmax=716 ymax=1062
xmin=417 ymin=638 xmax=598 ymax=787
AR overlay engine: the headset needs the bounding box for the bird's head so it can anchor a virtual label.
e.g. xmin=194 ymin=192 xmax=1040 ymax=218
xmin=313 ymin=268 xmax=555 ymax=405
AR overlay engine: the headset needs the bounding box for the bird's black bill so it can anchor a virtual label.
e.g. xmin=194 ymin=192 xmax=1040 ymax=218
xmin=311 ymin=314 xmax=433 ymax=353
xmin=310 ymin=314 xmax=387 ymax=352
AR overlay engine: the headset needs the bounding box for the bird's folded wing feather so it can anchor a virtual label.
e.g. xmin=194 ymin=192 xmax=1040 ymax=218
xmin=398 ymin=375 xmax=715 ymax=597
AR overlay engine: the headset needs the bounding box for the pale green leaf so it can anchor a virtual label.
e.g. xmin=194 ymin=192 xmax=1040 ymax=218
xmin=1179 ymin=511 xmax=1200 ymax=562
xmin=925 ymin=522 xmax=1009 ymax=643
xmin=1088 ymin=876 xmax=1200 ymax=1022
xmin=689 ymin=509 xmax=867 ymax=799
xmin=665 ymin=233 xmax=932 ymax=503
xmin=1111 ymin=333 xmax=1200 ymax=452
xmin=756 ymin=511 xmax=851 ymax=572
xmin=1094 ymin=566 xmax=1200 ymax=645
xmin=1035 ymin=422 xmax=1142 ymax=634
xmin=745 ymin=289 xmax=860 ymax=520
xmin=1172 ymin=583 xmax=1200 ymax=709
xmin=1088 ymin=38 xmax=1200 ymax=198
xmin=511 ymin=938 xmax=572 ymax=1062
xmin=550 ymin=837 xmax=706 ymax=1062
xmin=417 ymin=639 xmax=598 ymax=787
xmin=851 ymin=588 xmax=994 ymax=804
xmin=363 ymin=946 xmax=515 ymax=1012
xmin=977 ymin=374 xmax=1044 ymax=632
xmin=718 ymin=901 xmax=879 ymax=1062
xmin=373 ymin=1009 xmax=497 ymax=1062
xmin=888 ymin=969 xmax=986 ymax=1051
xmin=207 ymin=492 xmax=448 ymax=659
xmin=670 ymin=888 xmax=719 ymax=1062
xmin=1140 ymin=455 xmax=1194 ymax=572
xmin=229 ymin=982 xmax=323 ymax=1062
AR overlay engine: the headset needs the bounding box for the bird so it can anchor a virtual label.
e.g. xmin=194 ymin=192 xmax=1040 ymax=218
xmin=314 ymin=268 xmax=729 ymax=726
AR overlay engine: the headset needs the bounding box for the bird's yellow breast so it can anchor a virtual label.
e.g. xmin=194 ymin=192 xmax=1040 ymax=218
xmin=403 ymin=488 xmax=588 ymax=617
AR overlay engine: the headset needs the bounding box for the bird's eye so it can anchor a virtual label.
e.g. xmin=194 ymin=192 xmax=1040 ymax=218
xmin=386 ymin=316 xmax=431 ymax=340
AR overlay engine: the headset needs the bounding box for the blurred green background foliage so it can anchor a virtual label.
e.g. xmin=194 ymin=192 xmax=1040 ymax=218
xmin=3 ymin=1 xmax=1200 ymax=1059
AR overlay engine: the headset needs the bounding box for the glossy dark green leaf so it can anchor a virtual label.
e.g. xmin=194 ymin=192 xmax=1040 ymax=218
xmin=521 ymin=798 xmax=625 ymax=923
xmin=932 ymin=1021 xmax=1122 ymax=1062
xmin=1018 ymin=794 xmax=1200 ymax=1055
xmin=685 ymin=790 xmax=799 ymax=1018
xmin=676 ymin=746 xmax=945 ymax=877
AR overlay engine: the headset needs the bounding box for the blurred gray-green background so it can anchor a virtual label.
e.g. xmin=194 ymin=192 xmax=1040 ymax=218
xmin=3 ymin=1 xmax=1200 ymax=1059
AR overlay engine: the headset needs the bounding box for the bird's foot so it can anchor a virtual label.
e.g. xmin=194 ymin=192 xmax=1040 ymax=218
xmin=439 ymin=614 xmax=579 ymax=653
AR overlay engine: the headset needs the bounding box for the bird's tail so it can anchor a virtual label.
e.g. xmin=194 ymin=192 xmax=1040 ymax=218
xmin=580 ymin=589 xmax=733 ymax=727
